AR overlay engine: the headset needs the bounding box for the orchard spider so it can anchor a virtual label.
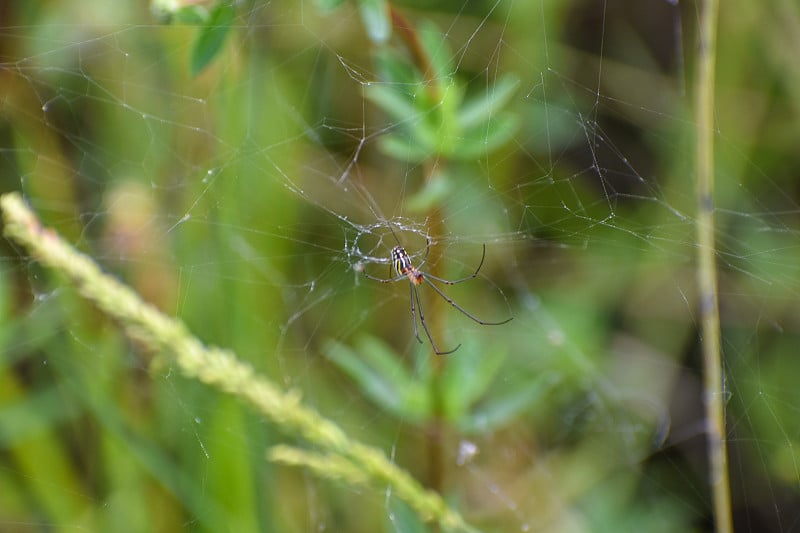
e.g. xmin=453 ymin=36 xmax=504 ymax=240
xmin=363 ymin=237 xmax=512 ymax=355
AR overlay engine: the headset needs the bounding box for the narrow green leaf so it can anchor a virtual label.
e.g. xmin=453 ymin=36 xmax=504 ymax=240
xmin=365 ymin=84 xmax=420 ymax=123
xmin=324 ymin=339 xmax=403 ymax=412
xmin=152 ymin=2 xmax=210 ymax=24
xmin=0 ymin=387 xmax=81 ymax=447
xmin=357 ymin=0 xmax=391 ymax=44
xmin=323 ymin=338 xmax=430 ymax=422
xmin=431 ymin=80 xmax=464 ymax=154
xmin=458 ymin=75 xmax=520 ymax=131
xmin=406 ymin=171 xmax=453 ymax=212
xmin=355 ymin=335 xmax=413 ymax=385
xmin=460 ymin=376 xmax=553 ymax=433
xmin=173 ymin=5 xmax=210 ymax=24
xmin=417 ymin=19 xmax=453 ymax=82
xmin=314 ymin=0 xmax=347 ymax=12
xmin=356 ymin=336 xmax=432 ymax=421
xmin=374 ymin=48 xmax=421 ymax=86
xmin=378 ymin=134 xmax=432 ymax=163
xmin=190 ymin=2 xmax=236 ymax=76
xmin=442 ymin=344 xmax=507 ymax=420
xmin=451 ymin=113 xmax=519 ymax=160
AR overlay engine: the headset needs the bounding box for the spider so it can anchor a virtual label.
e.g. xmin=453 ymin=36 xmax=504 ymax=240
xmin=363 ymin=238 xmax=512 ymax=355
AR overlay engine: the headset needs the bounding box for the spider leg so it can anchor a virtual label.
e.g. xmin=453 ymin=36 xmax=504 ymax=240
xmin=424 ymin=244 xmax=486 ymax=285
xmin=414 ymin=283 xmax=461 ymax=355
xmin=416 ymin=236 xmax=432 ymax=270
xmin=408 ymin=283 xmax=423 ymax=345
xmin=424 ymin=278 xmax=513 ymax=326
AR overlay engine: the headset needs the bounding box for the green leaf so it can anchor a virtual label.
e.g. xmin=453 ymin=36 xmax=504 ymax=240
xmin=406 ymin=171 xmax=453 ymax=212
xmin=374 ymin=48 xmax=421 ymax=86
xmin=451 ymin=113 xmax=519 ymax=160
xmin=441 ymin=344 xmax=507 ymax=421
xmin=324 ymin=339 xmax=403 ymax=412
xmin=365 ymin=84 xmax=420 ymax=123
xmin=0 ymin=387 xmax=81 ymax=448
xmin=323 ymin=337 xmax=430 ymax=423
xmin=151 ymin=2 xmax=210 ymax=24
xmin=417 ymin=19 xmax=453 ymax=82
xmin=430 ymin=80 xmax=464 ymax=154
xmin=377 ymin=134 xmax=433 ymax=163
xmin=458 ymin=75 xmax=520 ymax=131
xmin=173 ymin=5 xmax=210 ymax=25
xmin=460 ymin=375 xmax=554 ymax=433
xmin=357 ymin=0 xmax=391 ymax=44
xmin=367 ymin=36 xmax=517 ymax=163
xmin=314 ymin=0 xmax=347 ymax=12
xmin=190 ymin=2 xmax=236 ymax=76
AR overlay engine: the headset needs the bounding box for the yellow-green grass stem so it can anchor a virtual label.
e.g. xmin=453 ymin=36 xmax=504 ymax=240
xmin=695 ymin=0 xmax=733 ymax=530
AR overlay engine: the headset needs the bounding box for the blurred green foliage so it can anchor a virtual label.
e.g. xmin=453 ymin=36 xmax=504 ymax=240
xmin=190 ymin=2 xmax=237 ymax=76
xmin=1 ymin=0 xmax=799 ymax=532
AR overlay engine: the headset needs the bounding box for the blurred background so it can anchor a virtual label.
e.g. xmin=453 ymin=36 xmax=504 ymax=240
xmin=1 ymin=1 xmax=799 ymax=531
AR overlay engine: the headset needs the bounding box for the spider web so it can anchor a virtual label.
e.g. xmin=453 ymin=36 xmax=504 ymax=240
xmin=1 ymin=1 xmax=798 ymax=531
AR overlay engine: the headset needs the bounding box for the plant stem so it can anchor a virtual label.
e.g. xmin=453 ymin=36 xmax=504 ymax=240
xmin=694 ymin=0 xmax=733 ymax=531
xmin=389 ymin=6 xmax=440 ymax=102
xmin=388 ymin=8 xmax=449 ymax=497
